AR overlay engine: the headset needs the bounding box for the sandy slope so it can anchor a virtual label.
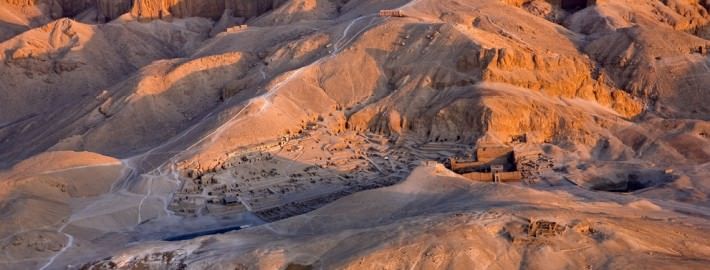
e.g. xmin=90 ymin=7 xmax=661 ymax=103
xmin=83 ymin=165 xmax=710 ymax=269
xmin=0 ymin=2 xmax=52 ymax=42
xmin=0 ymin=152 xmax=123 ymax=270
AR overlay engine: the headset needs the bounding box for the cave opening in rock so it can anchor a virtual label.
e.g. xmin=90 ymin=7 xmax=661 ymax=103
xmin=560 ymin=0 xmax=590 ymax=11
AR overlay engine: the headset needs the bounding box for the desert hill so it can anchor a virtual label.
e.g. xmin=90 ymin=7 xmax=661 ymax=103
xmin=0 ymin=0 xmax=708 ymax=269
xmin=83 ymin=164 xmax=710 ymax=269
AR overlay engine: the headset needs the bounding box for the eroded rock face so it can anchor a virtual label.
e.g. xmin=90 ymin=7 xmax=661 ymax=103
xmin=95 ymin=0 xmax=133 ymax=22
xmin=1 ymin=0 xmax=38 ymax=6
xmin=131 ymin=0 xmax=286 ymax=21
xmin=53 ymin=0 xmax=92 ymax=17
xmin=1 ymin=0 xmax=284 ymax=22
xmin=1 ymin=0 xmax=131 ymax=21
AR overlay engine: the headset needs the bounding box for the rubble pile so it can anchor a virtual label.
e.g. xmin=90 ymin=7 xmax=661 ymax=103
xmin=516 ymin=153 xmax=554 ymax=182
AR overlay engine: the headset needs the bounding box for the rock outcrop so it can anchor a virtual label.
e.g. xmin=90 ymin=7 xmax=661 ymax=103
xmin=1 ymin=0 xmax=284 ymax=22
xmin=1 ymin=0 xmax=38 ymax=6
xmin=131 ymin=0 xmax=286 ymax=21
xmin=2 ymin=0 xmax=132 ymax=21
xmin=95 ymin=0 xmax=132 ymax=22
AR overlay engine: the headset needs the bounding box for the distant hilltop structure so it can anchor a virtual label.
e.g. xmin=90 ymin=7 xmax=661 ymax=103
xmin=379 ymin=9 xmax=406 ymax=17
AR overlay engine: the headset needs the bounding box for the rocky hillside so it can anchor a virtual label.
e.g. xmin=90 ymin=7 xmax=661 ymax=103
xmin=82 ymin=165 xmax=710 ymax=270
xmin=0 ymin=0 xmax=708 ymax=269
xmin=1 ymin=0 xmax=285 ymax=22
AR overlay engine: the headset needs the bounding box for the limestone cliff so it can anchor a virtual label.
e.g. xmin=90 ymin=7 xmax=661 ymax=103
xmin=1 ymin=0 xmax=284 ymax=22
xmin=95 ymin=0 xmax=132 ymax=22
xmin=1 ymin=0 xmax=131 ymax=20
xmin=1 ymin=0 xmax=37 ymax=6
xmin=130 ymin=0 xmax=286 ymax=21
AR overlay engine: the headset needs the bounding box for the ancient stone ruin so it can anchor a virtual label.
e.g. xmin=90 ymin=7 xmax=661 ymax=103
xmin=379 ymin=10 xmax=406 ymax=17
xmin=448 ymin=144 xmax=523 ymax=182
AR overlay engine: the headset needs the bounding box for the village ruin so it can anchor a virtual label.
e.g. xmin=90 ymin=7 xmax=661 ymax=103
xmin=168 ymin=119 xmax=555 ymax=222
xmin=168 ymin=116 xmax=422 ymax=221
